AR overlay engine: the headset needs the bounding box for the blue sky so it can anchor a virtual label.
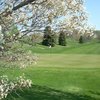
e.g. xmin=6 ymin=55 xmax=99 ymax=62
xmin=85 ymin=0 xmax=100 ymax=30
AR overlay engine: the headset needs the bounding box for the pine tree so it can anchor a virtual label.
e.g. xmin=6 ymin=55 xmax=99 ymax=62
xmin=79 ymin=35 xmax=84 ymax=43
xmin=58 ymin=31 xmax=67 ymax=46
xmin=42 ymin=26 xmax=56 ymax=47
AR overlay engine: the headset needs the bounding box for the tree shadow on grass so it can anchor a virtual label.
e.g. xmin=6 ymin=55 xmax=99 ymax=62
xmin=6 ymin=85 xmax=96 ymax=100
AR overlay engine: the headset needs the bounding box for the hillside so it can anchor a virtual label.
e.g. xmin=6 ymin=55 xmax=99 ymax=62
xmin=21 ymin=40 xmax=100 ymax=54
xmin=1 ymin=41 xmax=100 ymax=100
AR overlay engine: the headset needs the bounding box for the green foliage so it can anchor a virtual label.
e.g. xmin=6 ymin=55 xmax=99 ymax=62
xmin=42 ymin=26 xmax=56 ymax=47
xmin=31 ymin=33 xmax=43 ymax=45
xmin=94 ymin=30 xmax=100 ymax=42
xmin=8 ymin=26 xmax=19 ymax=36
xmin=0 ymin=26 xmax=19 ymax=52
xmin=58 ymin=31 xmax=67 ymax=46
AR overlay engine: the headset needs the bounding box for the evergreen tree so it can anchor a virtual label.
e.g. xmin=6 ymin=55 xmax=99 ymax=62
xmin=58 ymin=31 xmax=67 ymax=46
xmin=42 ymin=26 xmax=56 ymax=47
xmin=79 ymin=35 xmax=84 ymax=43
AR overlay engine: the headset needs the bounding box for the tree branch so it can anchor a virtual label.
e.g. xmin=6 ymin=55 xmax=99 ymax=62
xmin=12 ymin=0 xmax=36 ymax=11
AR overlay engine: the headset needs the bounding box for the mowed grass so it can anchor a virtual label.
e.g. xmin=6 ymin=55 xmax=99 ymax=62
xmin=22 ymin=40 xmax=100 ymax=54
xmin=1 ymin=54 xmax=100 ymax=99
xmin=0 ymin=41 xmax=100 ymax=100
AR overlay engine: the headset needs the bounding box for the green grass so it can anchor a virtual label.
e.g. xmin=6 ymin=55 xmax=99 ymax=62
xmin=0 ymin=54 xmax=100 ymax=100
xmin=6 ymin=85 xmax=96 ymax=100
xmin=0 ymin=41 xmax=100 ymax=100
xmin=21 ymin=40 xmax=100 ymax=54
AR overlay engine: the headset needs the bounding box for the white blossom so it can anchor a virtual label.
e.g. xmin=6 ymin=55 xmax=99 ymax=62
xmin=0 ymin=75 xmax=32 ymax=100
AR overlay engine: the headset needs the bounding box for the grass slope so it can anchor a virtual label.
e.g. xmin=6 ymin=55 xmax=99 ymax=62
xmin=6 ymin=85 xmax=96 ymax=100
xmin=1 ymin=41 xmax=100 ymax=100
xmin=22 ymin=41 xmax=100 ymax=54
xmin=1 ymin=54 xmax=100 ymax=100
